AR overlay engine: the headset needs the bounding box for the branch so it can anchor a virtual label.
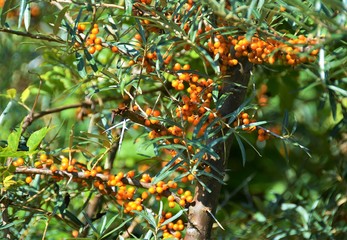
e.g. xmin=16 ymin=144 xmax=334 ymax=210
xmin=185 ymin=59 xmax=253 ymax=240
xmin=51 ymin=0 xmax=124 ymax=10
xmin=113 ymin=107 xmax=168 ymax=133
xmin=0 ymin=27 xmax=65 ymax=43
xmin=14 ymin=166 xmax=153 ymax=189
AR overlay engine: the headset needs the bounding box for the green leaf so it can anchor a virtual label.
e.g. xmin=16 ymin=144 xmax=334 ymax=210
xmin=84 ymin=49 xmax=98 ymax=72
xmin=234 ymin=134 xmax=246 ymax=166
xmin=76 ymin=52 xmax=87 ymax=78
xmin=82 ymin=211 xmax=99 ymax=235
xmin=133 ymin=208 xmax=157 ymax=229
xmin=3 ymin=174 xmax=17 ymax=189
xmin=7 ymin=128 xmax=22 ymax=152
xmin=20 ymin=87 xmax=30 ymax=103
xmin=101 ymin=217 xmax=132 ymax=239
xmin=23 ymin=2 xmax=31 ymax=31
xmin=18 ymin=0 xmax=27 ymax=29
xmin=160 ymin=210 xmax=184 ymax=227
xmin=6 ymin=88 xmax=16 ymax=99
xmin=0 ymin=219 xmax=25 ymax=230
xmin=27 ymin=127 xmax=49 ymax=152
xmin=53 ymin=5 xmax=70 ymax=35
xmin=124 ymin=0 xmax=133 ymax=16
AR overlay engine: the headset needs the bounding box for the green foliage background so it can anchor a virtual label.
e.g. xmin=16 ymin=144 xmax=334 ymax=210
xmin=0 ymin=0 xmax=346 ymax=239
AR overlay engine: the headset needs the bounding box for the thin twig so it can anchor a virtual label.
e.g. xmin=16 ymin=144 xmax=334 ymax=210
xmin=51 ymin=0 xmax=124 ymax=10
xmin=0 ymin=27 xmax=65 ymax=43
xmin=14 ymin=166 xmax=152 ymax=189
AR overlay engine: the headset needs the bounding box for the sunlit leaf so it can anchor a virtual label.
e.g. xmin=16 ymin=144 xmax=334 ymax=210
xmin=6 ymin=88 xmax=16 ymax=99
xmin=23 ymin=2 xmax=30 ymax=31
xmin=27 ymin=126 xmax=49 ymax=152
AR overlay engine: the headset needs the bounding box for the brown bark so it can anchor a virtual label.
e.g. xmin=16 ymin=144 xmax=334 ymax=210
xmin=184 ymin=60 xmax=253 ymax=240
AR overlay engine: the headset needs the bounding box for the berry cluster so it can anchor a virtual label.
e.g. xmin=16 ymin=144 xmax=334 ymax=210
xmin=172 ymin=63 xmax=219 ymax=137
xmin=233 ymin=112 xmax=257 ymax=132
xmin=160 ymin=212 xmax=185 ymax=239
xmin=208 ymin=34 xmax=318 ymax=72
xmin=13 ymin=153 xmax=191 ymax=238
xmin=76 ymin=23 xmax=104 ymax=54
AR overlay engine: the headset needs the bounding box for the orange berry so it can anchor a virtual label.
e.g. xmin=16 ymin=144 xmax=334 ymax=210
xmin=156 ymin=186 xmax=164 ymax=194
xmin=77 ymin=24 xmax=86 ymax=32
xmin=89 ymin=33 xmax=97 ymax=41
xmin=184 ymin=190 xmax=192 ymax=197
xmin=127 ymin=170 xmax=135 ymax=178
xmin=182 ymin=64 xmax=190 ymax=70
xmin=34 ymin=161 xmax=42 ymax=168
xmin=242 ymin=118 xmax=250 ymax=125
xmin=174 ymin=231 xmax=181 ymax=238
xmin=72 ymin=230 xmax=79 ymax=238
xmin=177 ymin=188 xmax=184 ymax=195
xmin=98 ymin=183 xmax=105 ymax=191
xmin=94 ymin=37 xmax=102 ymax=45
xmin=167 ymin=181 xmax=177 ymax=189
xmin=90 ymin=169 xmax=97 ymax=177
xmin=241 ymin=112 xmax=249 ymax=119
xmin=84 ymin=170 xmax=91 ymax=178
xmin=91 ymin=27 xmax=99 ymax=34
xmin=181 ymin=176 xmax=188 ymax=183
xmin=186 ymin=195 xmax=193 ymax=203
xmin=25 ymin=176 xmax=33 ymax=184
xmin=88 ymin=46 xmax=96 ymax=54
xmin=187 ymin=174 xmax=194 ymax=181
xmin=40 ymin=154 xmax=48 ymax=162
xmin=46 ymin=159 xmax=53 ymax=166
xmin=111 ymin=46 xmax=119 ymax=53
xmin=168 ymin=202 xmax=176 ymax=208
xmin=173 ymin=63 xmax=181 ymax=71
xmin=128 ymin=59 xmax=135 ymax=66
xmin=177 ymin=82 xmax=185 ymax=91
xmin=95 ymin=44 xmax=102 ymax=51
xmin=67 ymin=165 xmax=74 ymax=172
xmin=168 ymin=195 xmax=175 ymax=202
xmin=134 ymin=33 xmax=142 ymax=41
xmin=172 ymin=80 xmax=179 ymax=88
xmin=141 ymin=191 xmax=149 ymax=199
xmin=17 ymin=158 xmax=24 ymax=166
xmin=95 ymin=166 xmax=103 ymax=173
xmin=148 ymin=186 xmax=156 ymax=194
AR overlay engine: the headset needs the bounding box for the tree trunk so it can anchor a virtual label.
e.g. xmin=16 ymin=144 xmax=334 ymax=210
xmin=185 ymin=60 xmax=253 ymax=240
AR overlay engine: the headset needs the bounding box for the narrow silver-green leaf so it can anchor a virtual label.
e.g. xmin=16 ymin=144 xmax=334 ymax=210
xmin=23 ymin=2 xmax=30 ymax=31
xmin=18 ymin=0 xmax=27 ymax=29
xmin=53 ymin=5 xmax=69 ymax=35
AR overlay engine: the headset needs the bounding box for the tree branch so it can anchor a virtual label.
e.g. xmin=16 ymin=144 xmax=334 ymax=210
xmin=184 ymin=60 xmax=253 ymax=240
xmin=0 ymin=27 xmax=65 ymax=43
xmin=14 ymin=166 xmax=152 ymax=189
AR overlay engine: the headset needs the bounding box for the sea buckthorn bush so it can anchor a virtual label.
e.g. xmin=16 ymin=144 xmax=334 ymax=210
xmin=0 ymin=0 xmax=346 ymax=239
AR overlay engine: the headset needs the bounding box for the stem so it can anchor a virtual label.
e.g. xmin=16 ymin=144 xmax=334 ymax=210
xmin=0 ymin=27 xmax=65 ymax=43
xmin=184 ymin=60 xmax=253 ymax=239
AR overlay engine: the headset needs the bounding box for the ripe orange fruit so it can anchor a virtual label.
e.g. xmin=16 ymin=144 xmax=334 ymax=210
xmin=72 ymin=230 xmax=79 ymax=238
xmin=88 ymin=46 xmax=96 ymax=54
xmin=25 ymin=176 xmax=33 ymax=184
xmin=111 ymin=46 xmax=119 ymax=53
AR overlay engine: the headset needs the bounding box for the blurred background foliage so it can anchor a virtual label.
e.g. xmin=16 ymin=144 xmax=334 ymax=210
xmin=0 ymin=0 xmax=346 ymax=239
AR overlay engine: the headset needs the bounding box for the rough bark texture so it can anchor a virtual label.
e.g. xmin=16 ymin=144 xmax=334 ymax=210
xmin=184 ymin=60 xmax=253 ymax=240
